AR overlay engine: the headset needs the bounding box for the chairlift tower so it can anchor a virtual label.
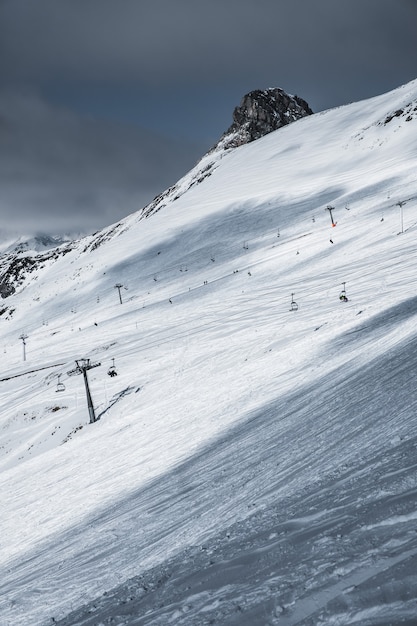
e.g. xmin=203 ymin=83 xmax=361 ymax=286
xmin=114 ymin=283 xmax=124 ymax=304
xmin=397 ymin=201 xmax=405 ymax=233
xmin=19 ymin=333 xmax=28 ymax=361
xmin=326 ymin=205 xmax=336 ymax=227
xmin=67 ymin=358 xmax=101 ymax=423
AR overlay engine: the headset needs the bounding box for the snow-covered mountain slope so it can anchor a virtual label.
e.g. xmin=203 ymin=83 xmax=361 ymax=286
xmin=1 ymin=79 xmax=417 ymax=625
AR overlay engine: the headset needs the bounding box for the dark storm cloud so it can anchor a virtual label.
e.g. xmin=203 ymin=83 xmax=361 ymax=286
xmin=0 ymin=0 xmax=416 ymax=236
xmin=2 ymin=0 xmax=416 ymax=100
xmin=0 ymin=89 xmax=205 ymax=234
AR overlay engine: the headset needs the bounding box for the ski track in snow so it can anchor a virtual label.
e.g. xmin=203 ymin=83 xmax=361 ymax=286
xmin=1 ymin=80 xmax=417 ymax=625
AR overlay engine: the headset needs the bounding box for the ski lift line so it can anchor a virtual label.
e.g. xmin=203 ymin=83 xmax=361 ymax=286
xmin=0 ymin=362 xmax=66 ymax=382
xmin=3 ymin=293 xmax=394 ymax=356
xmin=2 ymin=273 xmax=357 ymax=358
xmin=2 ymin=278 xmax=402 ymax=382
xmin=0 ymin=266 xmax=400 ymax=360
xmin=160 ymin=236 xmax=417 ymax=308
xmin=139 ymin=232 xmax=320 ymax=306
xmin=385 ymin=194 xmax=417 ymax=210
xmin=5 ymin=219 xmax=414 ymax=341
xmin=0 ymin=210 xmax=399 ymax=319
xmin=10 ymin=226 xmax=333 ymax=331
xmin=125 ymin=229 xmax=314 ymax=286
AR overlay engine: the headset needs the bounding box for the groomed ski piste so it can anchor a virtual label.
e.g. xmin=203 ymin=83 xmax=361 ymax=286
xmin=1 ymin=79 xmax=417 ymax=625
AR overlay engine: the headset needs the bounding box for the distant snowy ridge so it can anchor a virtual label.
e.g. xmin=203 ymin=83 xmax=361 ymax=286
xmin=0 ymin=231 xmax=76 ymax=255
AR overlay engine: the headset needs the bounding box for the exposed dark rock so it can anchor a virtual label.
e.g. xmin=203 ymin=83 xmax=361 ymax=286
xmin=0 ymin=244 xmax=73 ymax=299
xmin=213 ymin=88 xmax=313 ymax=151
xmin=0 ymin=256 xmax=37 ymax=298
xmin=380 ymin=101 xmax=417 ymax=126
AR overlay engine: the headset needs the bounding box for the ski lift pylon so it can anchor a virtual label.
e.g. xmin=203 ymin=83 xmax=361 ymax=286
xmin=326 ymin=205 xmax=337 ymax=227
xmin=107 ymin=358 xmax=118 ymax=377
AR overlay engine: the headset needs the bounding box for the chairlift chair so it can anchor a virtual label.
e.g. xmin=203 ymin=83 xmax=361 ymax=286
xmin=108 ymin=358 xmax=118 ymax=377
xmin=290 ymin=293 xmax=298 ymax=311
xmin=56 ymin=374 xmax=66 ymax=392
xmin=339 ymin=282 xmax=348 ymax=302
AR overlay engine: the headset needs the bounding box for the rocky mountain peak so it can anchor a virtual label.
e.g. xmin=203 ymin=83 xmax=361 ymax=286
xmin=212 ymin=88 xmax=313 ymax=151
xmin=140 ymin=87 xmax=313 ymax=219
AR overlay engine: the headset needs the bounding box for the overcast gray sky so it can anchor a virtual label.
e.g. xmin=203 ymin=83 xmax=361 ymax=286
xmin=1 ymin=0 xmax=416 ymax=236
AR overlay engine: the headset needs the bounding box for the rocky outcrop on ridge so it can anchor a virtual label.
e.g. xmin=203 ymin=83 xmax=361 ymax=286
xmin=0 ymin=243 xmax=73 ymax=300
xmin=140 ymin=87 xmax=313 ymax=219
xmin=212 ymin=88 xmax=313 ymax=151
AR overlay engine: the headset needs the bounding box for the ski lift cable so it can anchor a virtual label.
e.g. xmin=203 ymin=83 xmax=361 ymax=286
xmin=9 ymin=216 xmax=415 ymax=343
xmin=8 ymin=224 xmax=330 ymax=338
xmin=2 ymin=266 xmax=354 ymax=358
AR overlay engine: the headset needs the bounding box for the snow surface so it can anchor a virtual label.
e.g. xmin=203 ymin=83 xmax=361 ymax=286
xmin=1 ymin=80 xmax=417 ymax=625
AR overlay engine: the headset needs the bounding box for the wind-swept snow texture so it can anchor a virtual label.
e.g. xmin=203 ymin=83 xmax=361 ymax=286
xmin=2 ymin=80 xmax=417 ymax=625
